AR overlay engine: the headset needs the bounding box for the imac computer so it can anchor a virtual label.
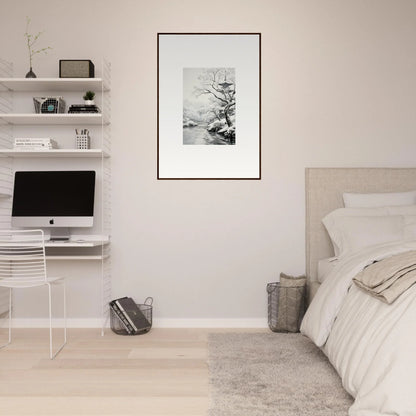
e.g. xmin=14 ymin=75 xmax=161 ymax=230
xmin=12 ymin=171 xmax=96 ymax=240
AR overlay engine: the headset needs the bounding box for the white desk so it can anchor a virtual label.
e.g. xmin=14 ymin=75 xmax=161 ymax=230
xmin=44 ymin=237 xmax=110 ymax=261
xmin=45 ymin=241 xmax=107 ymax=248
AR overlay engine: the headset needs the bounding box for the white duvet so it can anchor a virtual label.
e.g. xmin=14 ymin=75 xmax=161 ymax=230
xmin=301 ymin=240 xmax=416 ymax=416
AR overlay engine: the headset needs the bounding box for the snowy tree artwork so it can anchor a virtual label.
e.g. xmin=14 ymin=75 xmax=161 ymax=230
xmin=183 ymin=68 xmax=236 ymax=145
xmin=158 ymin=33 xmax=260 ymax=179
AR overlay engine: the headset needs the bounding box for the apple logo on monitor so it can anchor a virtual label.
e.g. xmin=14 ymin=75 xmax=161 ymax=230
xmin=49 ymin=219 xmax=54 ymax=225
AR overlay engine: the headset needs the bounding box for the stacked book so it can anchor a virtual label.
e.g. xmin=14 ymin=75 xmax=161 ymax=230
xmin=68 ymin=104 xmax=100 ymax=113
xmin=14 ymin=138 xmax=58 ymax=151
xmin=110 ymin=297 xmax=151 ymax=335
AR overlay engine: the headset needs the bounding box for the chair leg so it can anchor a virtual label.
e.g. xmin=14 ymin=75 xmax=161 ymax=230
xmin=47 ymin=281 xmax=67 ymax=360
xmin=8 ymin=287 xmax=11 ymax=344
xmin=0 ymin=288 xmax=12 ymax=349
xmin=63 ymin=280 xmax=67 ymax=344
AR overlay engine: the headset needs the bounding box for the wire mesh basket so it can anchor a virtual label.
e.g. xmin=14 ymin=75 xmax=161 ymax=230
xmin=110 ymin=297 xmax=153 ymax=336
xmin=33 ymin=96 xmax=66 ymax=114
xmin=267 ymin=274 xmax=306 ymax=333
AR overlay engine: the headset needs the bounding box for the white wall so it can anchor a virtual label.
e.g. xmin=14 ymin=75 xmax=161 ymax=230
xmin=1 ymin=0 xmax=416 ymax=325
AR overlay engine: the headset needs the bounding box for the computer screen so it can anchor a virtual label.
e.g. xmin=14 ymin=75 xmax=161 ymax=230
xmin=12 ymin=170 xmax=96 ymax=228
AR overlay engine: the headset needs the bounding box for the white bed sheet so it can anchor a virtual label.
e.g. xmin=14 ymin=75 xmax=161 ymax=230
xmin=301 ymin=240 xmax=416 ymax=416
xmin=317 ymin=257 xmax=338 ymax=283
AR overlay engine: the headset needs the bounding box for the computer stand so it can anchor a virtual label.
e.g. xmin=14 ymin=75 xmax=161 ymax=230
xmin=49 ymin=228 xmax=70 ymax=241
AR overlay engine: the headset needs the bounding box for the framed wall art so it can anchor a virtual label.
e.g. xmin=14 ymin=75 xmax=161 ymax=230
xmin=157 ymin=33 xmax=261 ymax=180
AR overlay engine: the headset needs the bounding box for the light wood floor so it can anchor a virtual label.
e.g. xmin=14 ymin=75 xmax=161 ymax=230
xmin=0 ymin=328 xmax=265 ymax=416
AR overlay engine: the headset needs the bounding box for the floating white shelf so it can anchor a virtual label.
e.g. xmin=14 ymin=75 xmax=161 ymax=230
xmin=44 ymin=240 xmax=109 ymax=248
xmin=0 ymin=78 xmax=110 ymax=92
xmin=0 ymin=113 xmax=106 ymax=125
xmin=46 ymin=255 xmax=108 ymax=261
xmin=0 ymin=240 xmax=108 ymax=248
xmin=0 ymin=149 xmax=110 ymax=158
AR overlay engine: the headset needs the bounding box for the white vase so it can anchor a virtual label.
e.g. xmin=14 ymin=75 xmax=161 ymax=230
xmin=84 ymin=100 xmax=94 ymax=105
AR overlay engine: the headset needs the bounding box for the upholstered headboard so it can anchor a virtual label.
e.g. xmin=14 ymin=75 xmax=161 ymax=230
xmin=305 ymin=167 xmax=416 ymax=300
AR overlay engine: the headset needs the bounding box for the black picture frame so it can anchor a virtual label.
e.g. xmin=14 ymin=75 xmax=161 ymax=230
xmin=157 ymin=33 xmax=261 ymax=180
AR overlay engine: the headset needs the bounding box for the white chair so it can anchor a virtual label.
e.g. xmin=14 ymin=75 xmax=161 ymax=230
xmin=0 ymin=229 xmax=66 ymax=359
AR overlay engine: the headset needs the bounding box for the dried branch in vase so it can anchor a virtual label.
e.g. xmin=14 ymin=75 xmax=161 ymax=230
xmin=24 ymin=16 xmax=52 ymax=78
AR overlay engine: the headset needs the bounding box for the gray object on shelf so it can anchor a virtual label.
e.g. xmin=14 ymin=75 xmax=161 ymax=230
xmin=267 ymin=273 xmax=306 ymax=333
xmin=59 ymin=60 xmax=95 ymax=78
xmin=33 ymin=96 xmax=65 ymax=114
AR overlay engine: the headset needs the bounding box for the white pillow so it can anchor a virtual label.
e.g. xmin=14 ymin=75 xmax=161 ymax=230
xmin=322 ymin=206 xmax=416 ymax=257
xmin=324 ymin=205 xmax=416 ymax=220
xmin=343 ymin=190 xmax=416 ymax=208
xmin=323 ymin=215 xmax=404 ymax=257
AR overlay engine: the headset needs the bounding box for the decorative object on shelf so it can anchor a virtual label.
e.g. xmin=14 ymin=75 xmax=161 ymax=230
xmin=83 ymin=90 xmax=95 ymax=105
xmin=59 ymin=59 xmax=95 ymax=78
xmin=33 ymin=96 xmax=65 ymax=113
xmin=157 ymin=33 xmax=261 ymax=180
xmin=25 ymin=68 xmax=36 ymax=79
xmin=14 ymin=137 xmax=57 ymax=151
xmin=24 ymin=16 xmax=52 ymax=78
xmin=75 ymin=129 xmax=90 ymax=149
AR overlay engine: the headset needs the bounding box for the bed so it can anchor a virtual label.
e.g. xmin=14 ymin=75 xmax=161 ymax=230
xmin=301 ymin=168 xmax=416 ymax=416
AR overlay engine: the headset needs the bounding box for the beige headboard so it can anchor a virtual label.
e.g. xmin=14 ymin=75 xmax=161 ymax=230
xmin=305 ymin=168 xmax=416 ymax=299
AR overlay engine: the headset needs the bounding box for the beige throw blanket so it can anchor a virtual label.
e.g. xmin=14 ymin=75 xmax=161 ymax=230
xmin=353 ymin=250 xmax=416 ymax=304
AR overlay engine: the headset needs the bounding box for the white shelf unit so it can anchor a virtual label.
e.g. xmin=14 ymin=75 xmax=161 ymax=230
xmin=0 ymin=149 xmax=110 ymax=158
xmin=46 ymin=255 xmax=109 ymax=261
xmin=0 ymin=113 xmax=107 ymax=125
xmin=0 ymin=78 xmax=110 ymax=92
xmin=0 ymin=239 xmax=109 ymax=248
xmin=44 ymin=241 xmax=109 ymax=248
xmin=0 ymin=58 xmax=112 ymax=332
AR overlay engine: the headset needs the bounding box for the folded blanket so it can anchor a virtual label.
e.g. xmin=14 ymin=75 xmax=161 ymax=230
xmin=353 ymin=250 xmax=416 ymax=303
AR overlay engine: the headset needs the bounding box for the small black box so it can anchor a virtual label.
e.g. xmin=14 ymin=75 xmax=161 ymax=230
xmin=59 ymin=60 xmax=95 ymax=78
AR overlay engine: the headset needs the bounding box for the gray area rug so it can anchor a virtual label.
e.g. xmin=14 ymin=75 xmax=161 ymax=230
xmin=208 ymin=333 xmax=353 ymax=416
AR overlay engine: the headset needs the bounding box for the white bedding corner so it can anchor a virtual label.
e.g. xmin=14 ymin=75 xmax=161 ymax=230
xmin=301 ymin=240 xmax=416 ymax=416
xmin=317 ymin=256 xmax=338 ymax=283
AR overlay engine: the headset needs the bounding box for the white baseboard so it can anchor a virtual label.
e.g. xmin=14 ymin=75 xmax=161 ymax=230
xmin=2 ymin=318 xmax=103 ymax=328
xmin=1 ymin=318 xmax=268 ymax=329
xmin=153 ymin=318 xmax=268 ymax=328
